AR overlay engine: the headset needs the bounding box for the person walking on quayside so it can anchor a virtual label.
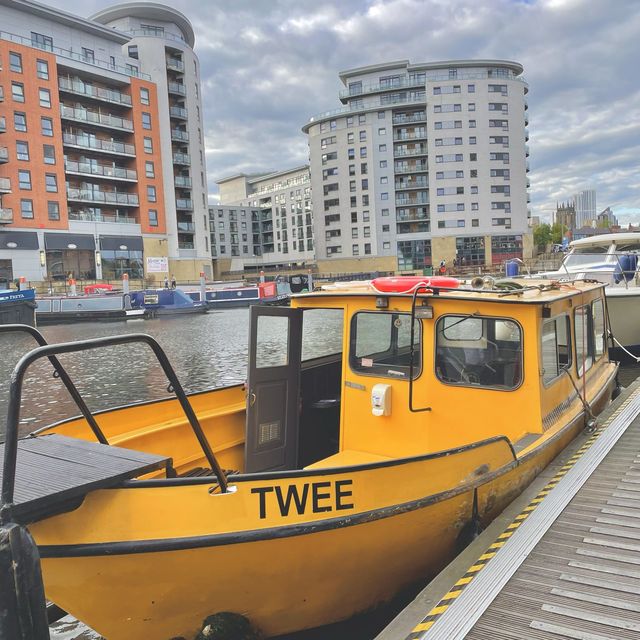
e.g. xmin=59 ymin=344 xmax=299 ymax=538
xmin=164 ymin=275 xmax=169 ymax=289
xmin=171 ymin=274 xmax=177 ymax=289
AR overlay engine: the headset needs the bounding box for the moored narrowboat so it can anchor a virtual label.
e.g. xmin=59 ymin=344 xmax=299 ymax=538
xmin=129 ymin=288 xmax=208 ymax=316
xmin=1 ymin=277 xmax=618 ymax=639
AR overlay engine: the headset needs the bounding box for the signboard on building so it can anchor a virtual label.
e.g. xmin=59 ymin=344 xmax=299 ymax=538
xmin=146 ymin=257 xmax=169 ymax=273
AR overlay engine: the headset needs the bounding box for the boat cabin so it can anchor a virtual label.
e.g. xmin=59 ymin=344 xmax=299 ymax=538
xmin=243 ymin=278 xmax=614 ymax=473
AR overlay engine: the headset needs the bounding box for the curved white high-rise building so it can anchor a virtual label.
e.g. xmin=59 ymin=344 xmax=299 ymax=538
xmin=92 ymin=3 xmax=211 ymax=279
xmin=304 ymin=59 xmax=532 ymax=273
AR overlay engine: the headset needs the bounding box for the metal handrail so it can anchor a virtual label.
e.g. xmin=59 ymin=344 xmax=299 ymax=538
xmin=1 ymin=334 xmax=228 ymax=513
xmin=0 ymin=325 xmax=108 ymax=445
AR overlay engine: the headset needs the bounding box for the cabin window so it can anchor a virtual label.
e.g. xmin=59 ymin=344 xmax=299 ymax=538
xmin=592 ymin=299 xmax=605 ymax=360
xmin=574 ymin=305 xmax=594 ymax=376
xmin=542 ymin=315 xmax=572 ymax=385
xmin=435 ymin=315 xmax=523 ymax=389
xmin=302 ymin=308 xmax=343 ymax=361
xmin=349 ymin=312 xmax=421 ymax=379
xmin=255 ymin=315 xmax=289 ymax=368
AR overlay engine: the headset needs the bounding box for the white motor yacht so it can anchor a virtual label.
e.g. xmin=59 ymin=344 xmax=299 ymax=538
xmin=538 ymin=232 xmax=640 ymax=357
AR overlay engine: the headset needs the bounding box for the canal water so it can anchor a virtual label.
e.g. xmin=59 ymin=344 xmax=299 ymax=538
xmin=0 ymin=310 xmax=638 ymax=639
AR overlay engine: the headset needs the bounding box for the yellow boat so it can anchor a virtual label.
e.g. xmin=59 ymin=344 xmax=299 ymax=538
xmin=0 ymin=277 xmax=618 ymax=639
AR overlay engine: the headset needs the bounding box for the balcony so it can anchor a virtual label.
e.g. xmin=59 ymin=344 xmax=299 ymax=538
xmin=63 ymin=133 xmax=135 ymax=157
xmin=0 ymin=177 xmax=11 ymax=193
xmin=169 ymin=106 xmax=188 ymax=120
xmin=394 ymin=147 xmax=428 ymax=158
xmin=0 ymin=116 xmax=5 ymax=133
xmin=178 ymin=241 xmax=195 ymax=249
xmin=392 ymin=112 xmax=426 ymax=125
xmin=0 ymin=208 xmax=13 ymax=224
xmin=396 ymin=194 xmax=429 ymax=206
xmin=396 ymin=221 xmax=430 ymax=234
xmin=168 ymin=82 xmax=186 ymax=96
xmin=174 ymin=175 xmax=192 ymax=188
xmin=173 ymin=152 xmax=191 ymax=165
xmin=65 ymin=160 xmax=137 ymax=182
xmin=60 ymin=105 xmax=133 ymax=131
xmin=58 ymin=78 xmax=132 ymax=106
xmin=166 ymin=57 xmax=185 ymax=73
xmin=395 ymin=178 xmax=428 ymax=190
xmin=177 ymin=222 xmax=195 ymax=232
xmin=68 ymin=211 xmax=137 ymax=224
xmin=395 ymin=164 xmax=428 ymax=175
xmin=393 ymin=132 xmax=427 ymax=142
xmin=396 ymin=210 xmax=429 ymax=222
xmin=0 ymin=86 xmax=3 ymax=102
xmin=67 ymin=188 xmax=139 ymax=206
xmin=176 ymin=198 xmax=193 ymax=210
xmin=171 ymin=129 xmax=189 ymax=142
xmin=339 ymin=76 xmax=425 ymax=100
xmin=0 ymin=146 xmax=8 ymax=163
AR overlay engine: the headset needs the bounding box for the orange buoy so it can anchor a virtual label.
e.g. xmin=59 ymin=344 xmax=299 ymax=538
xmin=371 ymin=276 xmax=459 ymax=294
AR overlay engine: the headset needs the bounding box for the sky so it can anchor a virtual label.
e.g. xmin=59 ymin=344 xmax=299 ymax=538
xmin=47 ymin=0 xmax=640 ymax=224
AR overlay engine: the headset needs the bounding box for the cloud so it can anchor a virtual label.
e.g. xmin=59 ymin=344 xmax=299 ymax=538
xmin=45 ymin=0 xmax=640 ymax=220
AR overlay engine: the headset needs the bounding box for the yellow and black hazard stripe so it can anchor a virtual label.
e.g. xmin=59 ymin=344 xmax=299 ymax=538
xmin=403 ymin=405 xmax=630 ymax=640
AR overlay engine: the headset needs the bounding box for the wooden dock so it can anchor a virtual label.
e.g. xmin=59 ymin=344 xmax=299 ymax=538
xmin=378 ymin=379 xmax=640 ymax=640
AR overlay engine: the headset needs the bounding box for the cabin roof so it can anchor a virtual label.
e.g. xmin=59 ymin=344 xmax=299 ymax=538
xmin=570 ymin=232 xmax=640 ymax=248
xmin=293 ymin=278 xmax=605 ymax=306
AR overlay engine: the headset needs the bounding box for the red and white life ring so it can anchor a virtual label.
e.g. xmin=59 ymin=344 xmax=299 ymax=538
xmin=371 ymin=276 xmax=459 ymax=294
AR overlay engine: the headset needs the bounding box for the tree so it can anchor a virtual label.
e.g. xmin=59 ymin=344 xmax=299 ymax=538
xmin=550 ymin=222 xmax=568 ymax=245
xmin=534 ymin=223 xmax=552 ymax=249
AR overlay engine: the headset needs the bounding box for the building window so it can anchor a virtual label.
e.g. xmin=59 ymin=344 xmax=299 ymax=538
xmin=41 ymin=117 xmax=53 ymax=136
xmin=468 ymin=84 xmax=475 ymax=93
xmin=362 ymin=178 xmax=369 ymax=190
xmin=12 ymin=82 xmax=25 ymax=102
xmin=352 ymin=228 xmax=359 ymax=238
xmin=359 ymin=131 xmax=367 ymax=141
xmin=359 ymin=114 xmax=366 ymax=124
xmin=363 ymin=210 xmax=370 ymax=221
xmin=140 ymin=88 xmax=150 ymax=105
xmin=379 ymin=144 xmax=387 ymax=152
xmin=347 ymin=132 xmax=354 ymax=143
xmin=39 ymin=88 xmax=51 ymax=108
xmin=14 ymin=112 xmax=27 ymax=132
xmin=364 ymin=243 xmax=371 ymax=254
xmin=16 ymin=141 xmax=29 ymax=161
xmin=36 ymin=59 xmax=49 ymax=80
xmin=468 ymin=103 xmax=476 ymax=111
xmin=472 ymin=218 xmax=479 ymax=227
xmin=363 ymin=226 xmax=371 ymax=238
xmin=346 ymin=116 xmax=354 ymax=127
xmin=109 ymin=56 xmax=116 ymax=69
xmin=382 ymin=208 xmax=389 ymax=216
xmin=18 ymin=170 xmax=31 ymax=190
xmin=378 ymin=127 xmax=386 ymax=135
xmin=471 ymin=202 xmax=479 ymax=210
xmin=143 ymin=137 xmax=153 ymax=153
xmin=469 ymin=136 xmax=477 ymax=145
xmin=9 ymin=52 xmax=22 ymax=73
xmin=381 ymin=192 xmax=389 ymax=200
xmin=82 ymin=48 xmax=95 ymax=63
xmin=360 ymin=147 xmax=367 ymax=158
xmin=352 ymin=244 xmax=360 ymax=255
xmin=20 ymin=199 xmax=34 ymax=219
xmin=380 ymin=160 xmax=387 ymax=168
xmin=43 ymin=144 xmax=56 ymax=164
xmin=31 ymin=32 xmax=53 ymax=51
xmin=147 ymin=186 xmax=157 ymax=202
xmin=126 ymin=64 xmax=138 ymax=76
xmin=469 ymin=119 xmax=476 ymax=128
xmin=45 ymin=174 xmax=57 ymax=192
xmin=128 ymin=45 xmax=138 ymax=60
xmin=47 ymin=201 xmax=60 ymax=220
xmin=149 ymin=210 xmax=158 ymax=227
xmin=380 ymin=176 xmax=388 ymax=184
xmin=142 ymin=113 xmax=152 ymax=129
xmin=145 ymin=161 xmax=155 ymax=178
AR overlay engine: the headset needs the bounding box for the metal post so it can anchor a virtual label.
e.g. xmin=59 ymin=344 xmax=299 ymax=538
xmin=307 ymin=269 xmax=313 ymax=292
xmin=199 ymin=271 xmax=206 ymax=302
xmin=18 ymin=277 xmax=27 ymax=291
xmin=260 ymin=270 xmax=265 ymax=283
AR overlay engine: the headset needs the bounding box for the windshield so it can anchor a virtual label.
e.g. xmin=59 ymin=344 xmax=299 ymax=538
xmin=563 ymin=246 xmax=610 ymax=268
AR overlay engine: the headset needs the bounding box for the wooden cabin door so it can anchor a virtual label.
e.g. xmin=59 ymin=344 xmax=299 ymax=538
xmin=245 ymin=305 xmax=302 ymax=473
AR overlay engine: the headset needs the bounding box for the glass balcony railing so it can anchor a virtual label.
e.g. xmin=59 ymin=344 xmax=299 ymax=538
xmin=339 ymin=77 xmax=425 ymax=99
xmin=393 ymin=132 xmax=427 ymax=141
xmin=0 ymin=208 xmax=13 ymax=223
xmin=168 ymin=82 xmax=186 ymax=96
xmin=392 ymin=112 xmax=426 ymax=124
xmin=171 ymin=129 xmax=189 ymax=142
xmin=395 ymin=178 xmax=428 ymax=190
xmin=394 ymin=147 xmax=428 ymax=157
xmin=396 ymin=211 xmax=430 ymax=222
xmin=63 ymin=133 xmax=135 ymax=156
xmin=67 ymin=188 xmax=139 ymax=206
xmin=396 ymin=194 xmax=429 ymax=205
xmin=58 ymin=78 xmax=132 ymax=106
xmin=166 ymin=57 xmax=185 ymax=72
xmin=169 ymin=106 xmax=188 ymax=119
xmin=178 ymin=241 xmax=195 ymax=249
xmin=65 ymin=160 xmax=137 ymax=181
xmin=0 ymin=146 xmax=8 ymax=163
xmin=394 ymin=165 xmax=428 ymax=174
xmin=0 ymin=29 xmax=151 ymax=80
xmin=68 ymin=211 xmax=137 ymax=224
xmin=174 ymin=175 xmax=192 ymax=188
xmin=60 ymin=105 xmax=133 ymax=131
xmin=173 ymin=153 xmax=191 ymax=165
xmin=0 ymin=116 xmax=6 ymax=133
xmin=176 ymin=198 xmax=193 ymax=210
xmin=0 ymin=177 xmax=10 ymax=192
xmin=177 ymin=222 xmax=195 ymax=232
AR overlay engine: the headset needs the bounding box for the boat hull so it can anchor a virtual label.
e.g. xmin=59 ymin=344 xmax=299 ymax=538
xmin=30 ymin=405 xmax=607 ymax=640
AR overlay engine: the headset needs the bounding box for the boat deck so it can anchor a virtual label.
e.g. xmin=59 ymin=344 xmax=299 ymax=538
xmin=378 ymin=378 xmax=640 ymax=640
xmin=0 ymin=434 xmax=170 ymax=523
